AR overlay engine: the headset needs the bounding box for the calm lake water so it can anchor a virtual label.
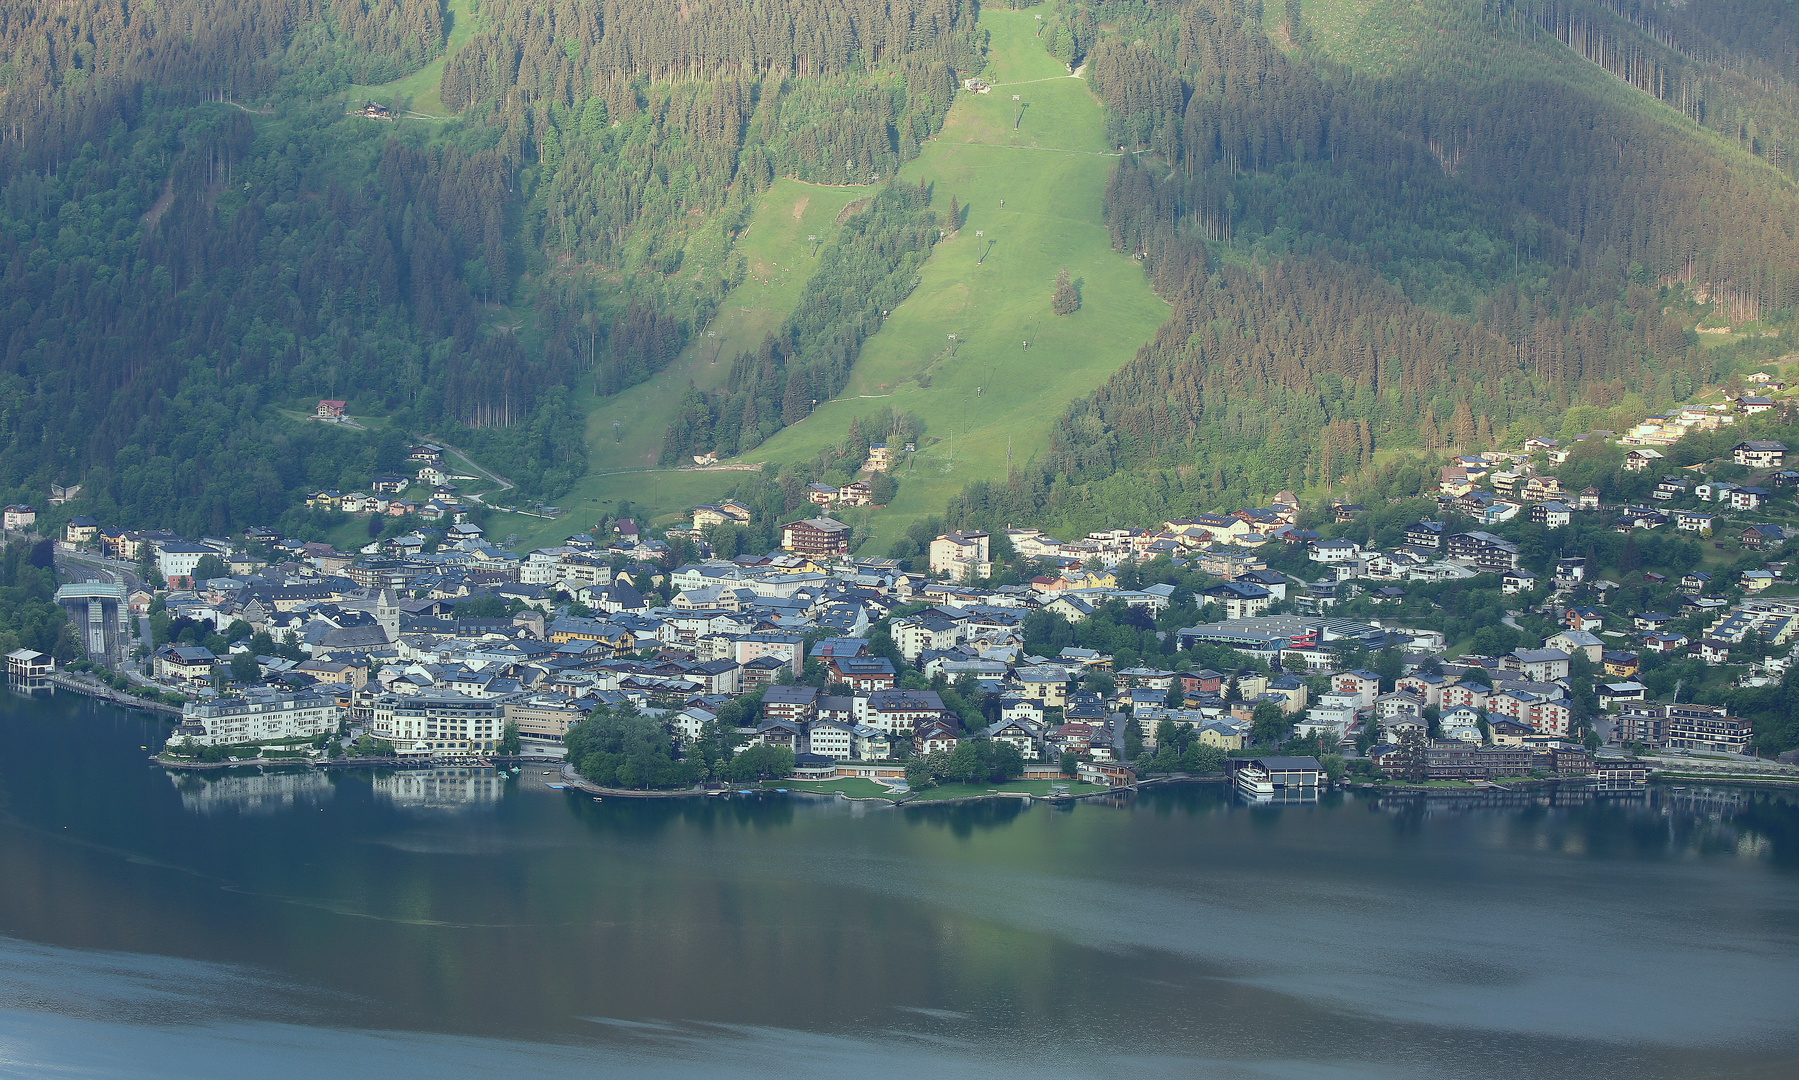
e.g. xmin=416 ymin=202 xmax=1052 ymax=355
xmin=0 ymin=690 xmax=1796 ymax=1079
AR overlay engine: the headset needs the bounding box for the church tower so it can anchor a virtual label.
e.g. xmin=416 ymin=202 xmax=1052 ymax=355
xmin=377 ymin=587 xmax=400 ymax=642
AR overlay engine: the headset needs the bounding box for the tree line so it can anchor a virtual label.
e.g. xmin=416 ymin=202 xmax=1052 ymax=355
xmin=658 ymin=181 xmax=943 ymax=463
xmin=927 ymin=0 xmax=1799 ymax=537
xmin=0 ymin=0 xmax=977 ymax=536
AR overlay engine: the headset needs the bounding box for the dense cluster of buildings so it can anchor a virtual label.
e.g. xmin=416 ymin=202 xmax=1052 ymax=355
xmin=54 ymin=383 xmax=1799 ymax=781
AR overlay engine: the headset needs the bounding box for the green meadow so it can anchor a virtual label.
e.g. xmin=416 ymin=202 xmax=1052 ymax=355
xmin=495 ymin=7 xmax=1167 ymax=552
xmin=346 ymin=0 xmax=479 ymax=117
xmin=746 ymin=8 xmax=1168 ymax=553
xmin=495 ymin=179 xmax=870 ymax=549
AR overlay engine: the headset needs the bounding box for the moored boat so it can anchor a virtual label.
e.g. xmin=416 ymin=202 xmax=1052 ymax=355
xmin=1235 ymin=763 xmax=1275 ymax=798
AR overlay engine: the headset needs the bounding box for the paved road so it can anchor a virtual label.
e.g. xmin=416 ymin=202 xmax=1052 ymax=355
xmin=425 ymin=436 xmax=516 ymax=508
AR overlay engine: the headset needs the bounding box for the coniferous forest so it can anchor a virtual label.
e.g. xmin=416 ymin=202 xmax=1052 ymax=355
xmin=0 ymin=0 xmax=971 ymax=534
xmin=938 ymin=0 xmax=1799 ymax=536
xmin=3 ymin=0 xmax=1799 ymax=538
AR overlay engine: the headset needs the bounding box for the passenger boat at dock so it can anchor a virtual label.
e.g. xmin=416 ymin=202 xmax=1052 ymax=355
xmin=1235 ymin=763 xmax=1275 ymax=798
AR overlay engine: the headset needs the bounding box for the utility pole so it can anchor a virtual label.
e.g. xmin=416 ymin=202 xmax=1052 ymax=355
xmin=1014 ymin=95 xmax=1024 ymax=129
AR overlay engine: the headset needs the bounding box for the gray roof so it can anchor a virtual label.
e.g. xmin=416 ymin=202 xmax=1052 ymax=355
xmin=761 ymin=684 xmax=818 ymax=705
xmin=163 ymin=645 xmax=216 ymax=661
xmin=318 ymin=624 xmax=391 ymax=649
xmin=1246 ymin=756 xmax=1323 ymax=771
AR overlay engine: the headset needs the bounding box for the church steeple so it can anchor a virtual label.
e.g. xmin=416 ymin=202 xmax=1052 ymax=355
xmin=377 ymin=587 xmax=399 ymax=642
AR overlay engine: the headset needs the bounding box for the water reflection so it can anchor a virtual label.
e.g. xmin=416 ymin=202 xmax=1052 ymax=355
xmin=168 ymin=768 xmax=334 ymax=815
xmin=5 ymin=695 xmax=1799 ymax=1076
xmin=901 ymin=797 xmax=1029 ymax=837
xmin=5 ymin=676 xmax=52 ymax=700
xmin=371 ymin=767 xmax=507 ymax=809
xmin=1353 ymin=783 xmax=1799 ymax=864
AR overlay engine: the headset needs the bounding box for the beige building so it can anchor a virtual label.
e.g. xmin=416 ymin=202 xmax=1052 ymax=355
xmin=504 ymin=698 xmax=587 ymax=744
xmin=1012 ymin=664 xmax=1068 ymax=708
xmin=929 ymin=530 xmax=991 ymax=579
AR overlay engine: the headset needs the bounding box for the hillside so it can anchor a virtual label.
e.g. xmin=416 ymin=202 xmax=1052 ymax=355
xmin=0 ymin=0 xmax=977 ymax=540
xmin=740 ymin=10 xmax=1170 ymax=552
xmin=497 ymin=178 xmax=872 ymax=551
xmin=7 ymin=0 xmax=1799 ymax=554
xmin=917 ymin=0 xmax=1799 ymax=541
xmin=584 ymin=8 xmax=1171 ymax=550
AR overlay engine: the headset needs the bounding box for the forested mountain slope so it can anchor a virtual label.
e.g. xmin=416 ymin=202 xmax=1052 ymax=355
xmin=7 ymin=0 xmax=1799 ymax=546
xmin=670 ymin=7 xmax=1173 ymax=556
xmin=0 ymin=0 xmax=972 ymax=536
xmin=932 ymin=0 xmax=1799 ymax=540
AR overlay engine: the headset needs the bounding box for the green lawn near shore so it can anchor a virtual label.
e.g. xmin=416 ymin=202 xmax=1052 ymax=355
xmin=905 ymin=778 xmax=1107 ymax=801
xmin=760 ymin=778 xmax=897 ymax=799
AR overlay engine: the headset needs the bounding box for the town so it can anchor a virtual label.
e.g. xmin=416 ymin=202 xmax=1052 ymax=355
xmin=12 ymin=380 xmax=1799 ymax=801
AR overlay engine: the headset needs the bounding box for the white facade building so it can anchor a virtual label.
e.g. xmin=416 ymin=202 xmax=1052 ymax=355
xmin=170 ymin=689 xmax=342 ymax=748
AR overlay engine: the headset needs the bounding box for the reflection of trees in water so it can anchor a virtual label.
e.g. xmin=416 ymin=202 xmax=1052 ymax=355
xmin=1134 ymin=783 xmax=1235 ymax=819
xmin=1365 ymin=785 xmax=1799 ymax=863
xmin=1725 ymin=793 xmax=1799 ymax=867
xmin=568 ymin=792 xmax=797 ymax=837
xmin=905 ymin=799 xmax=1028 ymax=839
xmin=170 ymin=768 xmax=333 ymax=815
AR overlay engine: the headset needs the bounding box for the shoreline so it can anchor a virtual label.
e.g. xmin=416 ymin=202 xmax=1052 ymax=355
xmin=1351 ymin=772 xmax=1799 ymax=794
xmin=140 ymin=735 xmax=1799 ymax=797
xmin=156 ymin=753 xmax=550 ymax=772
xmin=551 ymin=766 xmax=1222 ymax=805
xmin=46 ymin=673 xmax=183 ymax=716
xmin=556 ymin=763 xmax=719 ymax=798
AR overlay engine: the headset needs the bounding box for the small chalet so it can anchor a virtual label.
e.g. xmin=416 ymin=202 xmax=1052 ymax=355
xmin=1742 ymin=523 xmax=1786 ymax=550
xmin=1501 ymin=568 xmax=1538 ymax=595
xmin=1734 ymin=440 xmax=1787 ymax=468
xmin=1728 ymin=486 xmax=1771 ymax=511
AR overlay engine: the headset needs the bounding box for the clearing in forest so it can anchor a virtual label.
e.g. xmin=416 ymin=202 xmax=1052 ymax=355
xmin=746 ymin=7 xmax=1168 ymax=553
xmin=500 ymin=179 xmax=867 ymax=550
xmin=346 ymin=0 xmax=481 ymax=118
xmin=505 ymin=7 xmax=1168 ymax=550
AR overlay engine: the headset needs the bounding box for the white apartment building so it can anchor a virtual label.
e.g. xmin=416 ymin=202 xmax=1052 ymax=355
xmin=370 ymin=692 xmax=508 ymax=756
xmin=170 ymin=689 xmax=341 ymax=747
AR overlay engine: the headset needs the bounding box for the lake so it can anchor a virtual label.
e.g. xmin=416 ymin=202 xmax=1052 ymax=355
xmin=0 ymin=690 xmax=1795 ymax=1079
